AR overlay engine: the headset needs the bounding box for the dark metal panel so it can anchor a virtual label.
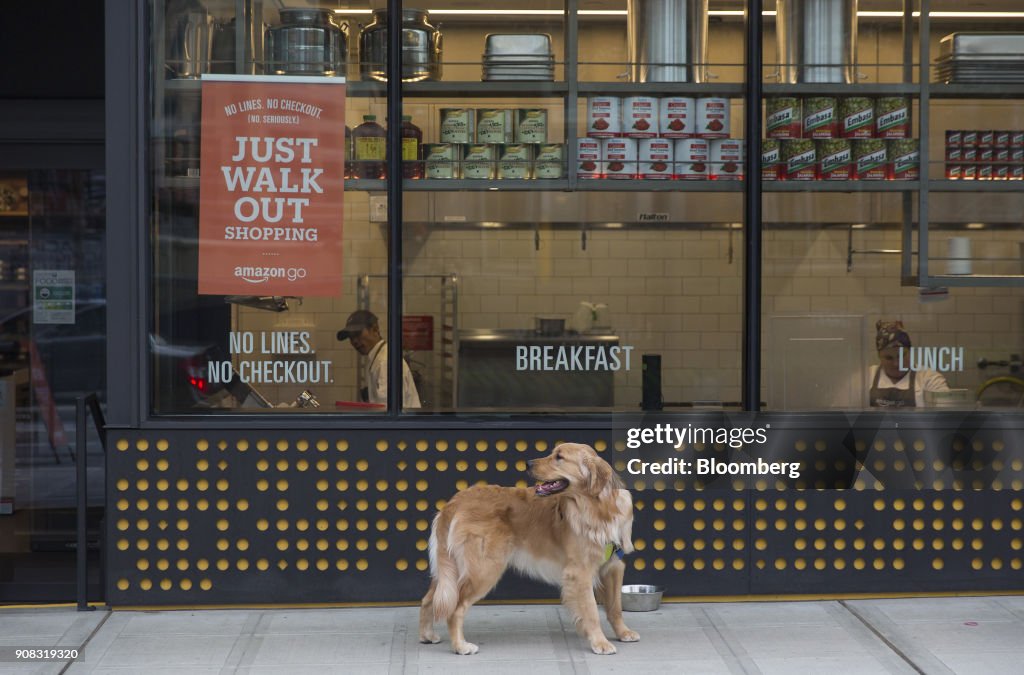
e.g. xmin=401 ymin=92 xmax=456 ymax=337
xmin=104 ymin=0 xmax=145 ymax=427
xmin=743 ymin=0 xmax=764 ymax=412
xmin=106 ymin=418 xmax=1024 ymax=605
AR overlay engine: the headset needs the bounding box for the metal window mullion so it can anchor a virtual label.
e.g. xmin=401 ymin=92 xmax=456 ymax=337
xmin=566 ymin=0 xmax=579 ymax=189
xmin=917 ymin=0 xmax=930 ymax=284
xmin=386 ymin=0 xmax=404 ymax=416
xmin=743 ymin=0 xmax=764 ymax=412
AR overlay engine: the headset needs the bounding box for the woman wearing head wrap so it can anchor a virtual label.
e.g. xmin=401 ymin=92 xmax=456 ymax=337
xmin=869 ymin=320 xmax=949 ymax=408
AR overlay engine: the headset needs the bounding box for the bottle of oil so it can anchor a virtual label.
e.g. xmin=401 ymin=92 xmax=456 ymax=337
xmin=353 ymin=114 xmax=386 ymax=179
xmin=401 ymin=115 xmax=423 ymax=179
xmin=344 ymin=125 xmax=352 ymax=179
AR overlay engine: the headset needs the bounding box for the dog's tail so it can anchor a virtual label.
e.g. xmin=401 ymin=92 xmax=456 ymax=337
xmin=429 ymin=511 xmax=460 ymax=622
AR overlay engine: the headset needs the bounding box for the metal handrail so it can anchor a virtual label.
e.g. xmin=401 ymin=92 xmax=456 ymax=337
xmin=76 ymin=393 xmax=106 ymax=611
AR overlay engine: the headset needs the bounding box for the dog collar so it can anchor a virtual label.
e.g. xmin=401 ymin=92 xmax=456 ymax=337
xmin=604 ymin=543 xmax=625 ymax=563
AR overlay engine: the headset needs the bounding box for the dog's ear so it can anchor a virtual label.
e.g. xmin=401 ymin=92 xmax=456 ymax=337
xmin=586 ymin=449 xmax=614 ymax=496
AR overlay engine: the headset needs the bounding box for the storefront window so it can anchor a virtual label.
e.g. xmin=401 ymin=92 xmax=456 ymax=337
xmin=761 ymin=1 xmax=1024 ymax=413
xmin=400 ymin=0 xmax=745 ymax=413
xmin=151 ymin=0 xmax=389 ymax=413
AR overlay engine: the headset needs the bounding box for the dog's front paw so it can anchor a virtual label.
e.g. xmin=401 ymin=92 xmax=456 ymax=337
xmin=617 ymin=629 xmax=640 ymax=642
xmin=452 ymin=641 xmax=479 ymax=655
xmin=589 ymin=638 xmax=617 ymax=655
xmin=419 ymin=631 xmax=440 ymax=644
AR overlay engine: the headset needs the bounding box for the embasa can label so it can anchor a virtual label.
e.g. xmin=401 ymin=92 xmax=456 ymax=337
xmin=766 ymin=97 xmax=801 ymax=139
xmin=840 ymin=97 xmax=874 ymax=139
xmin=803 ymin=97 xmax=838 ymax=139
xmin=875 ymin=97 xmax=909 ymax=139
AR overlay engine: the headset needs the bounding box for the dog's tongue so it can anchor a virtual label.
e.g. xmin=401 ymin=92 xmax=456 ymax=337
xmin=535 ymin=479 xmax=568 ymax=496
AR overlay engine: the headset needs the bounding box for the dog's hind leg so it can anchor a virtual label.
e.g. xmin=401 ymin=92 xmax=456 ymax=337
xmin=447 ymin=554 xmax=507 ymax=655
xmin=418 ymin=579 xmax=441 ymax=644
xmin=562 ymin=567 xmax=617 ymax=655
xmin=598 ymin=558 xmax=639 ymax=642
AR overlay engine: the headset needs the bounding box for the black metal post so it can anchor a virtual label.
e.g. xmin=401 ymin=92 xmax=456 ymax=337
xmin=386 ymin=0 xmax=404 ymax=415
xmin=743 ymin=0 xmax=764 ymax=412
xmin=75 ymin=396 xmax=93 ymax=611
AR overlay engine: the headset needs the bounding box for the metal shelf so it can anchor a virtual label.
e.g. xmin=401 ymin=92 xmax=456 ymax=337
xmin=402 ymin=81 xmax=568 ymax=97
xmin=763 ymin=83 xmax=920 ymax=96
xmin=928 ymin=180 xmax=1024 ymax=193
xmin=764 ymin=180 xmax=920 ymax=192
xmin=578 ymin=82 xmax=745 ymax=97
xmin=930 ymin=84 xmax=1024 ymax=99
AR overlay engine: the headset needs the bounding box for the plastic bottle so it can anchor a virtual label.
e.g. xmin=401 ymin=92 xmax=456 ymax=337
xmin=344 ymin=125 xmax=353 ymax=179
xmin=353 ymin=114 xmax=386 ymax=179
xmin=401 ymin=115 xmax=423 ymax=179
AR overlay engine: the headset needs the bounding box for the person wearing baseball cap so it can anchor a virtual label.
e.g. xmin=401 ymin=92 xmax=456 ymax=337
xmin=338 ymin=310 xmax=421 ymax=408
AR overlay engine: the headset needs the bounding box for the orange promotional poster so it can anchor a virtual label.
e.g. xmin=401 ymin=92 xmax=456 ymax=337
xmin=198 ymin=74 xmax=346 ymax=296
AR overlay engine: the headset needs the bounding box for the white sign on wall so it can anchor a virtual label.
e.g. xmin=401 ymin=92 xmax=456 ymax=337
xmin=33 ymin=270 xmax=75 ymax=325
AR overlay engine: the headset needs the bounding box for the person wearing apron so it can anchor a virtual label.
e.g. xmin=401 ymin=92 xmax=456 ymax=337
xmin=869 ymin=319 xmax=949 ymax=408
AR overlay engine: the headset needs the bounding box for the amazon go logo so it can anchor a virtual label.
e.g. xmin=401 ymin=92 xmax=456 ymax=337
xmin=233 ymin=265 xmax=308 ymax=284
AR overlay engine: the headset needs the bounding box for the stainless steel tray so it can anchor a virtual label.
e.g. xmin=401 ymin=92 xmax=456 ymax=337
xmin=484 ymin=55 xmax=555 ymax=64
xmin=939 ymin=32 xmax=1024 ymax=61
xmin=484 ymin=33 xmax=553 ymax=57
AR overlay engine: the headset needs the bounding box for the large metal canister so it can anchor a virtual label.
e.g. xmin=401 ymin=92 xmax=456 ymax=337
xmin=628 ymin=0 xmax=709 ymax=83
xmin=776 ymin=0 xmax=858 ymax=84
xmin=359 ymin=9 xmax=443 ymax=82
xmin=266 ymin=8 xmax=346 ymax=76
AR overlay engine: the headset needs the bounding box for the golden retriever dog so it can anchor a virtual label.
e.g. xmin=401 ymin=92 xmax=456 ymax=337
xmin=418 ymin=442 xmax=639 ymax=655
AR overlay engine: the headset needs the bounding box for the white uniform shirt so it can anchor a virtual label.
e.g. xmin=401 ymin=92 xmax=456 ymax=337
xmin=868 ymin=365 xmax=950 ymax=407
xmin=366 ymin=341 xmax=421 ymax=408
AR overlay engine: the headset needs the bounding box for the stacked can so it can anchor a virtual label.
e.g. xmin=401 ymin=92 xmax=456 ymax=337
xmin=946 ymin=129 xmax=1024 ymax=181
xmin=428 ymin=107 xmax=559 ymax=180
xmin=580 ymin=95 xmax=735 ymax=179
xmin=762 ymin=95 xmax=914 ymax=181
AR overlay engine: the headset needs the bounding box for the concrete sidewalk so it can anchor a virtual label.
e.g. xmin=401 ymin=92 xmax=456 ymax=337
xmin=1 ymin=595 xmax=1023 ymax=674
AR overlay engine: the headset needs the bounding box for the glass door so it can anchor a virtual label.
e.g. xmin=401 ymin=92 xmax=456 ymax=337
xmin=0 ymin=169 xmax=106 ymax=602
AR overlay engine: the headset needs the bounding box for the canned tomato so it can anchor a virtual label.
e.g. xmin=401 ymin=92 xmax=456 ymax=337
xmin=675 ymin=138 xmax=709 ymax=179
xmin=889 ymin=139 xmax=919 ymax=180
xmin=638 ymin=138 xmax=673 ymax=179
xmin=516 ymin=109 xmax=548 ymax=144
xmin=782 ymin=139 xmax=816 ymax=180
xmin=498 ymin=144 xmax=534 ymax=179
xmin=875 ymin=97 xmax=909 ymax=139
xmin=623 ymin=96 xmax=659 ymax=138
xmin=587 ymin=96 xmax=621 ymax=137
xmin=818 ymin=139 xmax=852 ymax=180
xmin=854 ymin=139 xmax=888 ymax=180
xmin=439 ymin=108 xmax=474 ymax=144
xmin=462 ymin=144 xmax=496 ymax=179
xmin=577 ymin=138 xmax=602 ymax=179
xmin=766 ymin=97 xmax=801 ymax=139
xmin=710 ymin=139 xmax=744 ymax=180
xmin=659 ymin=97 xmax=695 ymax=138
xmin=762 ymin=139 xmax=782 ymax=180
xmin=534 ymin=143 xmax=564 ymax=179
xmin=840 ymin=97 xmax=874 ymax=139
xmin=803 ymin=97 xmax=838 ymax=139
xmin=696 ymin=97 xmax=730 ymax=139
xmin=602 ymin=138 xmax=638 ymax=179
xmin=423 ymin=143 xmax=461 ymax=179
xmin=477 ymin=109 xmax=514 ymax=144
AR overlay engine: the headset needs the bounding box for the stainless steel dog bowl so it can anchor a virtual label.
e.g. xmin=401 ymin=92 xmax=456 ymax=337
xmin=621 ymin=584 xmax=664 ymax=612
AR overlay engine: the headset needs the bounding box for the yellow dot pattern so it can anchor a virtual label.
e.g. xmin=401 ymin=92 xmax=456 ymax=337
xmin=108 ymin=433 xmax=1024 ymax=601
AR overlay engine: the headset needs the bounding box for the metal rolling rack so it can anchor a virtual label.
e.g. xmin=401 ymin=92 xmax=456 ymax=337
xmin=356 ymin=273 xmax=459 ymax=410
